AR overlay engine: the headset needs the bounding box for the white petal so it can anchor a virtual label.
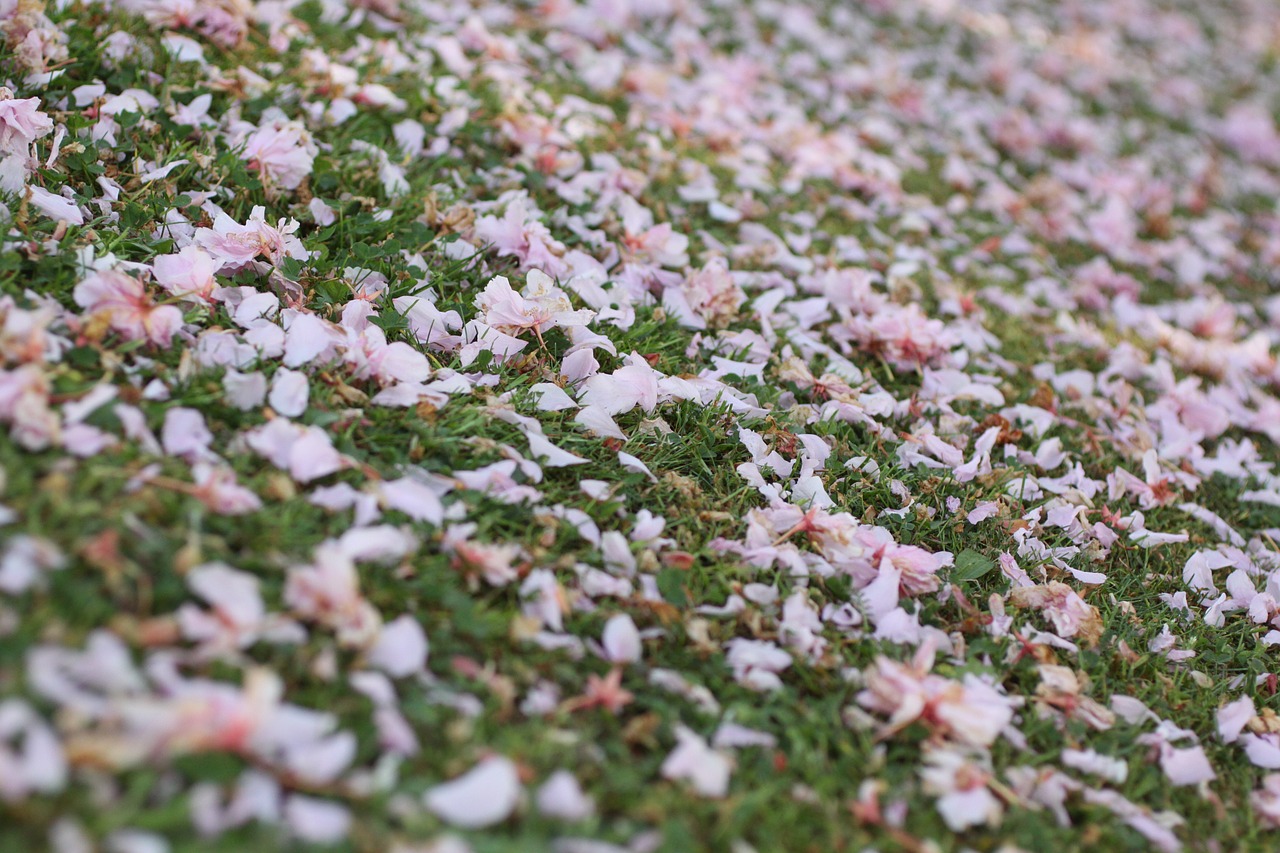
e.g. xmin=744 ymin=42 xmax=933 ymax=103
xmin=367 ymin=615 xmax=428 ymax=677
xmin=424 ymin=756 xmax=522 ymax=828
xmin=535 ymin=770 xmax=594 ymax=821
xmin=601 ymin=614 xmax=642 ymax=664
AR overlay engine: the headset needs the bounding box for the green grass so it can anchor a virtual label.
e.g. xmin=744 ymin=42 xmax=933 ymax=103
xmin=2 ymin=0 xmax=1280 ymax=850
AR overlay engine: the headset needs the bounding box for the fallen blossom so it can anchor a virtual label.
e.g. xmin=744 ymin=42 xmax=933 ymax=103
xmin=660 ymin=726 xmax=733 ymax=798
xmin=74 ymin=270 xmax=183 ymax=347
xmin=424 ymin=756 xmax=522 ymax=828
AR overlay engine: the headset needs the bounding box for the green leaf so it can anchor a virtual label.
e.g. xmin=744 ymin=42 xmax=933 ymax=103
xmin=172 ymin=752 xmax=242 ymax=784
xmin=657 ymin=568 xmax=689 ymax=607
xmin=279 ymin=256 xmax=304 ymax=279
xmin=823 ymin=575 xmax=853 ymax=602
xmin=952 ymin=549 xmax=995 ymax=583
xmin=64 ymin=346 xmax=100 ymax=370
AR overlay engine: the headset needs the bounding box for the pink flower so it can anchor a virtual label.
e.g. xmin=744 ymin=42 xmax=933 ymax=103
xmin=835 ymin=303 xmax=957 ymax=371
xmin=724 ymin=638 xmax=791 ymax=691
xmin=0 ymin=93 xmax=53 ymax=155
xmin=240 ymin=119 xmax=317 ymax=190
xmin=1111 ymin=449 xmax=1186 ymax=509
xmin=0 ymin=365 xmax=58 ymax=450
xmin=284 ymin=544 xmax=381 ymax=647
xmin=473 ymin=194 xmax=569 ymax=278
xmin=1252 ymin=774 xmax=1280 ymax=828
xmin=177 ymin=563 xmax=301 ymax=657
xmin=394 ymin=295 xmax=462 ymax=351
xmin=342 ymin=325 xmax=430 ymax=386
xmin=675 ymin=257 xmax=744 ymax=329
xmin=850 ymin=526 xmax=949 ymax=596
xmin=1008 ymin=582 xmax=1103 ymax=646
xmin=622 ymin=221 xmax=688 ymax=269
xmin=660 ymin=726 xmax=733 ymax=798
xmin=445 ymin=532 xmax=524 ymax=587
xmin=475 ymin=270 xmax=593 ymax=338
xmin=195 ymin=206 xmax=309 ymax=271
xmin=152 ymin=246 xmax=218 ymax=304
xmin=140 ymin=0 xmax=250 ymax=47
xmin=579 ymin=357 xmax=661 ymax=414
xmin=920 ymin=748 xmax=1003 ymax=831
xmin=64 ymin=668 xmax=353 ymax=785
xmin=191 ymin=463 xmax=262 ymax=515
xmin=780 ymin=590 xmax=827 ymax=660
xmin=0 ymin=89 xmax=49 ymax=189
xmin=459 ymin=321 xmax=529 ymax=367
xmin=858 ymin=643 xmax=1015 ymax=748
xmin=73 ymin=270 xmax=183 ymax=347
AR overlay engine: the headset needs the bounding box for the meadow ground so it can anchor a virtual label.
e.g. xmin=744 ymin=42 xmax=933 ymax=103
xmin=3 ymin=0 xmax=1280 ymax=851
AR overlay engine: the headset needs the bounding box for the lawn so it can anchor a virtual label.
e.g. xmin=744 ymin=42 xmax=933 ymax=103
xmin=2 ymin=0 xmax=1280 ymax=851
